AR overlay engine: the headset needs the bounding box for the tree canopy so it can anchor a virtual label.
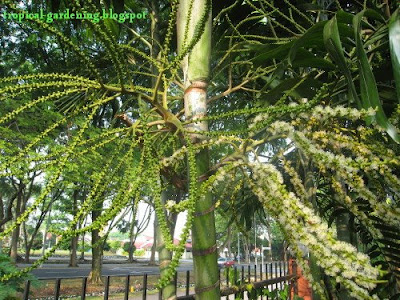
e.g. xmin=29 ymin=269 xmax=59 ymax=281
xmin=0 ymin=0 xmax=400 ymax=299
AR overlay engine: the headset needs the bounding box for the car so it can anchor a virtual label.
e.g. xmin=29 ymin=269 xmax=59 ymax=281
xmin=217 ymin=257 xmax=235 ymax=268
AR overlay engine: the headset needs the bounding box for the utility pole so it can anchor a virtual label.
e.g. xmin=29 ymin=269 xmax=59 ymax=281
xmin=237 ymin=232 xmax=240 ymax=264
xmin=261 ymin=245 xmax=264 ymax=271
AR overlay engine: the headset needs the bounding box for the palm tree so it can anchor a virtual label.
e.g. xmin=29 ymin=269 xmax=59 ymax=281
xmin=1 ymin=1 xmax=400 ymax=299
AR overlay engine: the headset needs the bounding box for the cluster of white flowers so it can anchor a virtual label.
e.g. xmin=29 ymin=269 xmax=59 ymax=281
xmin=265 ymin=109 xmax=400 ymax=236
xmin=164 ymin=200 xmax=176 ymax=211
xmin=245 ymin=161 xmax=380 ymax=299
xmin=249 ymin=113 xmax=269 ymax=130
xmin=331 ymin=178 xmax=383 ymax=239
xmin=161 ymin=145 xmax=188 ymax=167
xmin=304 ymin=125 xmax=400 ymax=229
xmin=282 ymin=159 xmax=307 ymax=201
xmin=371 ymin=201 xmax=400 ymax=227
xmin=267 ymin=120 xmax=293 ymax=136
xmin=204 ymin=160 xmax=244 ymax=191
xmin=291 ymin=130 xmax=358 ymax=175
xmin=343 ymin=172 xmax=400 ymax=228
xmin=188 ymin=104 xmax=397 ymax=299
xmin=298 ymin=105 xmax=376 ymax=122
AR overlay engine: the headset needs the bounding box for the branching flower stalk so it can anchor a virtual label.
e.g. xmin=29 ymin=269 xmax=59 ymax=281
xmin=1 ymin=1 xmax=399 ymax=299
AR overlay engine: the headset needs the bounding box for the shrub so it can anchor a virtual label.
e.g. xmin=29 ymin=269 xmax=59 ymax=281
xmin=109 ymin=240 xmax=122 ymax=253
xmin=134 ymin=249 xmax=145 ymax=257
xmin=103 ymin=241 xmax=111 ymax=252
xmin=78 ymin=242 xmax=91 ymax=252
xmin=0 ymin=253 xmax=38 ymax=299
xmin=123 ymin=242 xmax=135 ymax=253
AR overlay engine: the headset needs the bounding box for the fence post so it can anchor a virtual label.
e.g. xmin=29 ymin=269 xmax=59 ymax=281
xmin=234 ymin=266 xmax=238 ymax=298
xmin=225 ymin=267 xmax=229 ymax=300
xmin=260 ymin=264 xmax=263 ymax=300
xmin=266 ymin=264 xmax=269 ymax=300
xmin=292 ymin=260 xmax=298 ymax=299
xmin=186 ymin=270 xmax=190 ymax=296
xmin=142 ymin=274 xmax=148 ymax=300
xmin=124 ymin=275 xmax=130 ymax=300
xmin=81 ymin=277 xmax=87 ymax=300
xmin=23 ymin=280 xmax=30 ymax=300
xmin=104 ymin=276 xmax=110 ymax=300
xmin=54 ymin=278 xmax=61 ymax=300
xmin=241 ymin=265 xmax=245 ymax=299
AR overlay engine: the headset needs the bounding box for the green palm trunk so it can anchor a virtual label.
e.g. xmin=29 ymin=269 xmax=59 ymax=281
xmin=157 ymin=190 xmax=176 ymax=300
xmin=177 ymin=1 xmax=220 ymax=299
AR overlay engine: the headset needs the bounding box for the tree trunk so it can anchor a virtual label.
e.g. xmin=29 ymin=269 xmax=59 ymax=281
xmin=88 ymin=200 xmax=103 ymax=284
xmin=149 ymin=216 xmax=157 ymax=265
xmin=80 ymin=232 xmax=85 ymax=261
xmin=10 ymin=190 xmax=22 ymax=263
xmin=177 ymin=1 xmax=219 ymax=299
xmin=266 ymin=224 xmax=273 ymax=261
xmin=24 ymin=244 xmax=31 ymax=263
xmin=42 ymin=205 xmax=52 ymax=257
xmin=69 ymin=236 xmax=78 ymax=267
xmin=244 ymin=237 xmax=250 ymax=264
xmin=69 ymin=189 xmax=79 ymax=267
xmin=79 ymin=217 xmax=87 ymax=261
xmin=227 ymin=226 xmax=232 ymax=258
xmin=128 ymin=209 xmax=136 ymax=263
xmin=22 ymin=221 xmax=32 ymax=263
xmin=10 ymin=225 xmax=20 ymax=263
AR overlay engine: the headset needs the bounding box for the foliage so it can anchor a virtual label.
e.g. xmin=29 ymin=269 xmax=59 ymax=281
xmin=102 ymin=241 xmax=111 ymax=252
xmin=108 ymin=240 xmax=122 ymax=253
xmin=122 ymin=241 xmax=134 ymax=253
xmin=23 ymin=226 xmax=43 ymax=251
xmin=224 ymin=266 xmax=239 ymax=287
xmin=261 ymin=284 xmax=290 ymax=300
xmin=77 ymin=242 xmax=91 ymax=253
xmin=0 ymin=254 xmax=37 ymax=300
xmin=134 ymin=249 xmax=145 ymax=257
xmin=242 ymin=283 xmax=290 ymax=300
xmin=0 ymin=1 xmax=399 ymax=299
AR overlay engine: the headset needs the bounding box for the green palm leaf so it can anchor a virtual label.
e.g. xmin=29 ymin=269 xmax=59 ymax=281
xmin=354 ymin=10 xmax=400 ymax=143
xmin=389 ymin=9 xmax=400 ymax=103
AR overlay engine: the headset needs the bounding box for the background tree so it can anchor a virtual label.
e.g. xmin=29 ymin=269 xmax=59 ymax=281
xmin=0 ymin=1 xmax=399 ymax=300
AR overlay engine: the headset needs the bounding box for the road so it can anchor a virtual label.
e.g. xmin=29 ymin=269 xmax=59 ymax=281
xmin=18 ymin=260 xmax=287 ymax=279
xmin=18 ymin=262 xmax=194 ymax=279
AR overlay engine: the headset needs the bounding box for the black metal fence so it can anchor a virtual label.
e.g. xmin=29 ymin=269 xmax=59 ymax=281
xmin=22 ymin=260 xmax=298 ymax=300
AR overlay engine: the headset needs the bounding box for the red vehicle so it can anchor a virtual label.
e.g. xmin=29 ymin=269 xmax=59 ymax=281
xmin=217 ymin=257 xmax=235 ymax=267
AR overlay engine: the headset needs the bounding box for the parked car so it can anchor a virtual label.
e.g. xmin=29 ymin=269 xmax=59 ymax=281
xmin=217 ymin=257 xmax=235 ymax=267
